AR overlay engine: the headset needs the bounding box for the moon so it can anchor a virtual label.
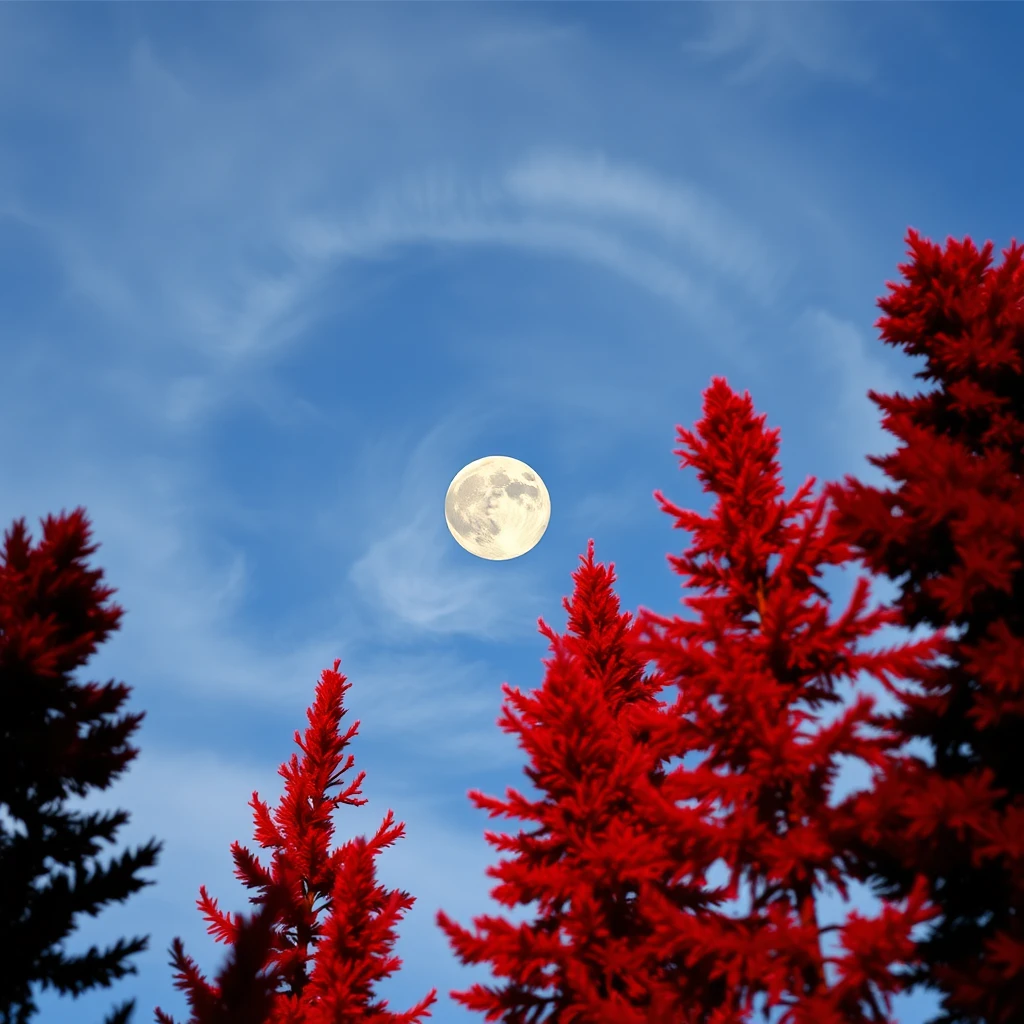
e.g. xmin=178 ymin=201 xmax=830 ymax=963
xmin=444 ymin=455 xmax=551 ymax=560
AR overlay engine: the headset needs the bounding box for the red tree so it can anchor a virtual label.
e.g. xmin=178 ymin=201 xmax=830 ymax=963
xmin=632 ymin=378 xmax=942 ymax=1023
xmin=155 ymin=659 xmax=436 ymax=1024
xmin=0 ymin=508 xmax=162 ymax=1024
xmin=826 ymin=230 xmax=1024 ymax=1024
xmin=437 ymin=541 xmax=737 ymax=1023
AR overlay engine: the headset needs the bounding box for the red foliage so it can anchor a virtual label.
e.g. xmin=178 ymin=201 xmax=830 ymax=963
xmin=155 ymin=660 xmax=436 ymax=1024
xmin=1 ymin=508 xmax=136 ymax=809
xmin=826 ymin=230 xmax=1024 ymax=1024
xmin=631 ymin=378 xmax=943 ymax=1022
xmin=0 ymin=507 xmax=161 ymax=1024
xmin=437 ymin=541 xmax=737 ymax=1023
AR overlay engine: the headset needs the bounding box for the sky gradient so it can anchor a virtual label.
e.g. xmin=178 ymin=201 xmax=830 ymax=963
xmin=2 ymin=4 xmax=1021 ymax=1022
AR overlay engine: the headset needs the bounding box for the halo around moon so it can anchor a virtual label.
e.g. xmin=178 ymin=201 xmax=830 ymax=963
xmin=444 ymin=455 xmax=551 ymax=560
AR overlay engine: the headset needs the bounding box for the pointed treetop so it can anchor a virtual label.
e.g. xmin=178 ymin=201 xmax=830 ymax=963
xmin=156 ymin=660 xmax=436 ymax=1024
xmin=438 ymin=542 xmax=728 ymax=1022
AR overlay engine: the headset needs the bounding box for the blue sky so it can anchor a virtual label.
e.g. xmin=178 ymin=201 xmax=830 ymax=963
xmin=2 ymin=4 xmax=1020 ymax=1022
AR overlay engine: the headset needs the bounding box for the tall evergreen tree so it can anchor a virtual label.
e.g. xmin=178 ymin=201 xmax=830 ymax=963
xmin=0 ymin=508 xmax=162 ymax=1024
xmin=826 ymin=230 xmax=1024 ymax=1024
xmin=437 ymin=541 xmax=734 ymax=1023
xmin=155 ymin=659 xmax=437 ymax=1024
xmin=632 ymin=378 xmax=941 ymax=1022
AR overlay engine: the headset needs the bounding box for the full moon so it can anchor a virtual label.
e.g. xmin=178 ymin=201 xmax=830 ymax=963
xmin=444 ymin=455 xmax=551 ymax=560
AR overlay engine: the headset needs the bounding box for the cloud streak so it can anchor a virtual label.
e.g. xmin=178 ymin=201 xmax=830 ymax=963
xmin=682 ymin=2 xmax=880 ymax=89
xmin=505 ymin=151 xmax=782 ymax=302
xmin=345 ymin=413 xmax=549 ymax=645
xmin=796 ymin=307 xmax=903 ymax=476
xmin=287 ymin=155 xmax=770 ymax=357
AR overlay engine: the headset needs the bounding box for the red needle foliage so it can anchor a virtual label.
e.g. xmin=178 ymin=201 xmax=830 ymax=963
xmin=155 ymin=660 xmax=436 ymax=1024
xmin=825 ymin=230 xmax=1024 ymax=1024
xmin=437 ymin=541 xmax=736 ymax=1023
xmin=0 ymin=507 xmax=161 ymax=1024
xmin=632 ymin=378 xmax=943 ymax=1023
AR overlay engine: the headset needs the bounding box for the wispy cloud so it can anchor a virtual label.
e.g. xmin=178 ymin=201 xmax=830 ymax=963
xmin=795 ymin=307 xmax=902 ymax=476
xmin=350 ymin=508 xmax=540 ymax=641
xmin=287 ymin=150 xmax=776 ymax=348
xmin=346 ymin=413 xmax=549 ymax=644
xmin=682 ymin=3 xmax=880 ymax=90
xmin=505 ymin=151 xmax=782 ymax=303
xmin=342 ymin=651 xmax=502 ymax=743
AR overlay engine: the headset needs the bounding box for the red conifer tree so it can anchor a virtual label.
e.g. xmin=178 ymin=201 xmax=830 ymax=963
xmin=437 ymin=542 xmax=736 ymax=1024
xmin=0 ymin=508 xmax=162 ymax=1024
xmin=632 ymin=378 xmax=942 ymax=1023
xmin=825 ymin=230 xmax=1024 ymax=1024
xmin=155 ymin=659 xmax=436 ymax=1024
